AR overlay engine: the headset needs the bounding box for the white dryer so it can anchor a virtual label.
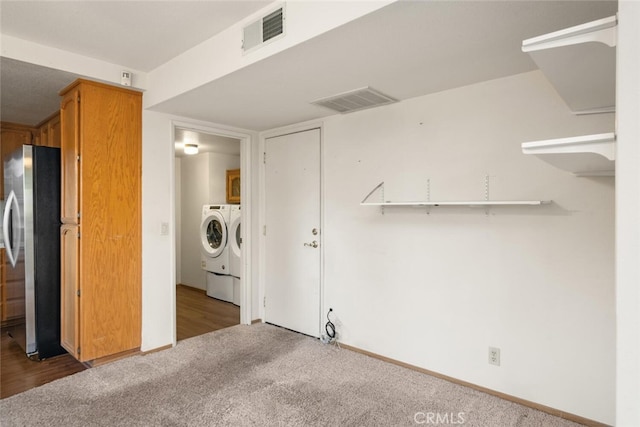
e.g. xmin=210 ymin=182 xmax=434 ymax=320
xmin=200 ymin=204 xmax=231 ymax=275
xmin=229 ymin=205 xmax=241 ymax=279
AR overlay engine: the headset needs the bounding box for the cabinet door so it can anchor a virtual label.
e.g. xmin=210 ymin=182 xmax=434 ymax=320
xmin=60 ymin=90 xmax=80 ymax=223
xmin=0 ymin=246 xmax=21 ymax=321
xmin=60 ymin=224 xmax=80 ymax=359
xmin=39 ymin=124 xmax=50 ymax=147
xmin=49 ymin=114 xmax=61 ymax=148
xmin=80 ymin=85 xmax=142 ymax=360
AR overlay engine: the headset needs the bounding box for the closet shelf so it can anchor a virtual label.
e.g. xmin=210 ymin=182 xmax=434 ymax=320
xmin=521 ymin=132 xmax=616 ymax=176
xmin=522 ymin=15 xmax=617 ymax=114
xmin=360 ymin=181 xmax=550 ymax=213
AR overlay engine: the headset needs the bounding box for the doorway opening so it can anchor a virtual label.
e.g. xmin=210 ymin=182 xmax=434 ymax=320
xmin=174 ymin=126 xmax=242 ymax=341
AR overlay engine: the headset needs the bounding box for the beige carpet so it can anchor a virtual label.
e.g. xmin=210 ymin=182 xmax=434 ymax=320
xmin=1 ymin=323 xmax=584 ymax=426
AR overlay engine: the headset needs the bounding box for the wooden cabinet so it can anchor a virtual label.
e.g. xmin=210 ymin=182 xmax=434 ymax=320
xmin=60 ymin=89 xmax=79 ymax=224
xmin=36 ymin=126 xmax=46 ymax=147
xmin=36 ymin=112 xmax=61 ymax=148
xmin=59 ymin=79 xmax=142 ymax=363
xmin=60 ymin=224 xmax=79 ymax=357
xmin=0 ymin=123 xmax=33 ymax=200
xmin=49 ymin=115 xmax=61 ymax=148
xmin=0 ymin=246 xmax=25 ymax=322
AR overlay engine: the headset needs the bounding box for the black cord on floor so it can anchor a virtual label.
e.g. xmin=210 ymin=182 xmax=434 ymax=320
xmin=325 ymin=308 xmax=335 ymax=340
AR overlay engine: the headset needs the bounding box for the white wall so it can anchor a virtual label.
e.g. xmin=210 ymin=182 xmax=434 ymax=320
xmin=179 ymin=154 xmax=211 ymax=290
xmin=616 ymin=2 xmax=640 ymax=425
xmin=179 ymin=152 xmax=240 ymax=290
xmin=311 ymin=70 xmax=615 ymax=424
xmin=208 ymin=153 xmax=241 ymax=204
xmin=141 ymin=110 xmax=176 ymax=351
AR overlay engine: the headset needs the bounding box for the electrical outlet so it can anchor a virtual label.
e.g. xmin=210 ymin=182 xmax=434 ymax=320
xmin=489 ymin=347 xmax=500 ymax=366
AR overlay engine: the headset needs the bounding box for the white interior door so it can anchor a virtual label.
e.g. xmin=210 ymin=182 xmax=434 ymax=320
xmin=265 ymin=128 xmax=321 ymax=337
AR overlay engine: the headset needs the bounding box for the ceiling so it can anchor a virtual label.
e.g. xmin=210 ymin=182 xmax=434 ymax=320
xmin=0 ymin=1 xmax=271 ymax=72
xmin=0 ymin=58 xmax=80 ymax=125
xmin=1 ymin=1 xmax=618 ymax=135
xmin=152 ymin=0 xmax=618 ymax=130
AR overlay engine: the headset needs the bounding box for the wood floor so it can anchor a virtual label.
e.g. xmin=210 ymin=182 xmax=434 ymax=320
xmin=0 ymin=284 xmax=239 ymax=399
xmin=0 ymin=332 xmax=86 ymax=399
xmin=175 ymin=284 xmax=240 ymax=340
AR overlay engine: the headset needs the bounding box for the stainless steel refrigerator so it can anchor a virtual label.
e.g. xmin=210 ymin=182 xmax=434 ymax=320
xmin=2 ymin=145 xmax=65 ymax=359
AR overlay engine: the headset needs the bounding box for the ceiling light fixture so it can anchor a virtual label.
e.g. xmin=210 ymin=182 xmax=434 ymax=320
xmin=184 ymin=143 xmax=199 ymax=155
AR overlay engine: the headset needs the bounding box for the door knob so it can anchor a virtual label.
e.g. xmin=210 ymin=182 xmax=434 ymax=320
xmin=304 ymin=240 xmax=318 ymax=248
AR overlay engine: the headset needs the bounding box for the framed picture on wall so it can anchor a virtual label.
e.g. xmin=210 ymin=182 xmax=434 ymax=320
xmin=226 ymin=169 xmax=240 ymax=204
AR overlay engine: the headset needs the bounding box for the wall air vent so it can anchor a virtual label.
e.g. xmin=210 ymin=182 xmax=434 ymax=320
xmin=311 ymin=87 xmax=398 ymax=114
xmin=242 ymin=5 xmax=285 ymax=54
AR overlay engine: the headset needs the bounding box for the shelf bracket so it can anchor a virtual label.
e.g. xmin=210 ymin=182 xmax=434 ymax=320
xmin=361 ymin=181 xmax=385 ymax=214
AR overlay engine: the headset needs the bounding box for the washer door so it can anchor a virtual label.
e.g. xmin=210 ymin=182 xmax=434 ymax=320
xmin=200 ymin=210 xmax=227 ymax=258
xmin=230 ymin=215 xmax=241 ymax=257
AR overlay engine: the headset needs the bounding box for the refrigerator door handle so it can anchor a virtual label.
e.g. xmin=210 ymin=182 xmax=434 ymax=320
xmin=3 ymin=190 xmax=21 ymax=267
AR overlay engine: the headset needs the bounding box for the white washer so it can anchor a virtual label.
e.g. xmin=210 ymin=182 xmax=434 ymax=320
xmin=229 ymin=205 xmax=241 ymax=279
xmin=200 ymin=204 xmax=231 ymax=275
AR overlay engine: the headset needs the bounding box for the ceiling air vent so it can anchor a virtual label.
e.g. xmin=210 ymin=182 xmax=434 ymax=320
xmin=311 ymin=87 xmax=398 ymax=114
xmin=242 ymin=5 xmax=285 ymax=53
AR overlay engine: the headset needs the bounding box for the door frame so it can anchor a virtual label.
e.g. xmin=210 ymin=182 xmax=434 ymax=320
xmin=259 ymin=121 xmax=325 ymax=330
xmin=171 ymin=120 xmax=253 ymax=329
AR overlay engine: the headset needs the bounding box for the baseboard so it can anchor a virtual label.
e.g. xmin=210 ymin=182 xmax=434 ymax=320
xmin=177 ymin=283 xmax=206 ymax=294
xmin=251 ymin=319 xmax=262 ymax=324
xmin=339 ymin=343 xmax=609 ymax=427
xmin=84 ymin=347 xmax=141 ymax=368
xmin=141 ymin=344 xmax=173 ymax=355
